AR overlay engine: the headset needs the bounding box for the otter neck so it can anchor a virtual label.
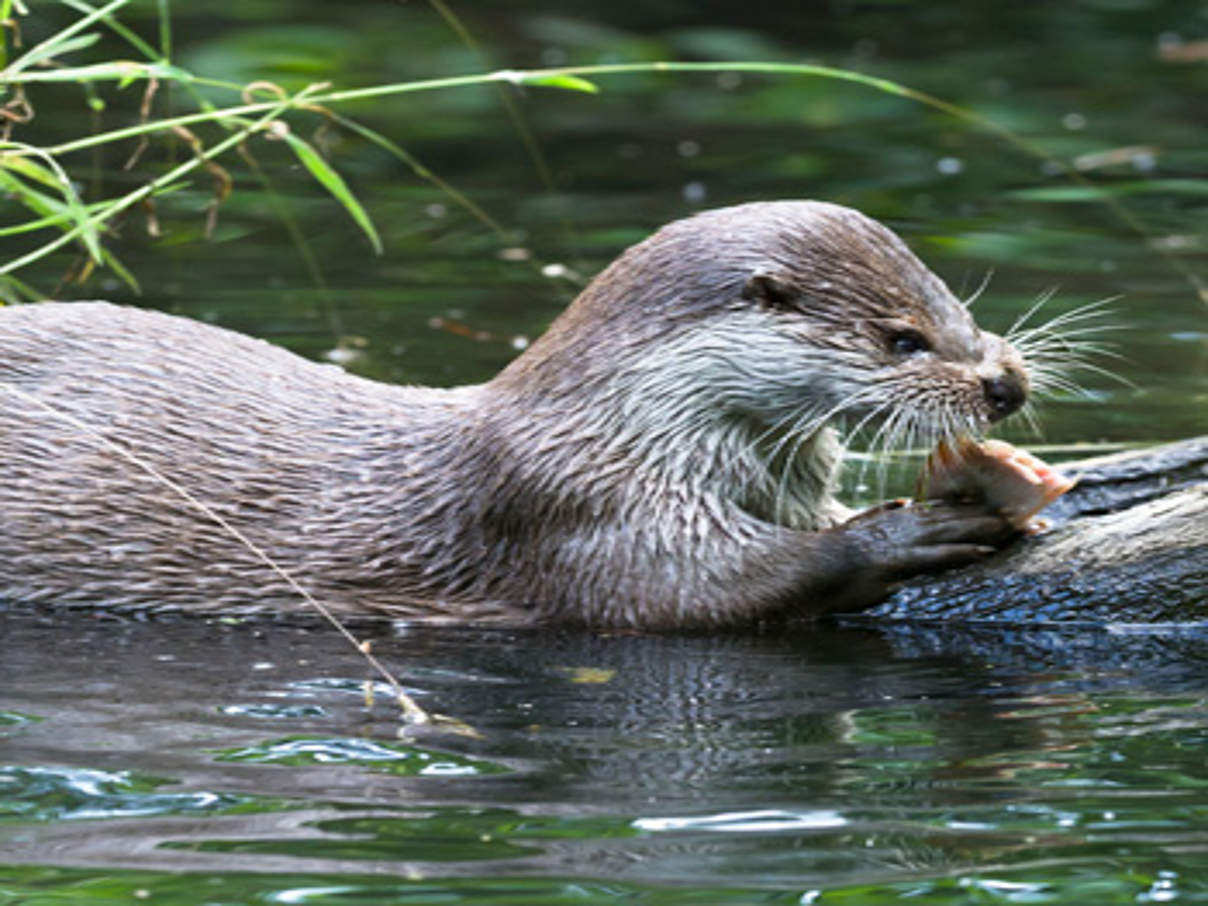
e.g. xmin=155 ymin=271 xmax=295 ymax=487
xmin=482 ymin=350 xmax=845 ymax=532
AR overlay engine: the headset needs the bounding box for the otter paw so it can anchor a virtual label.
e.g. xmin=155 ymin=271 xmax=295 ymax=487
xmin=841 ymin=499 xmax=1018 ymax=581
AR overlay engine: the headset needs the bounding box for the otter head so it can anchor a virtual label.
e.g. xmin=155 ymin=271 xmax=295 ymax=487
xmin=495 ymin=200 xmax=1030 ymax=506
xmin=582 ymin=200 xmax=1030 ymax=447
xmin=719 ymin=201 xmax=1030 ymax=446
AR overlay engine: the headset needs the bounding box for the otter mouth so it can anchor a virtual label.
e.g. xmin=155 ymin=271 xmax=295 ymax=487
xmin=831 ymin=403 xmax=984 ymax=460
xmin=829 ymin=364 xmax=1030 ymax=453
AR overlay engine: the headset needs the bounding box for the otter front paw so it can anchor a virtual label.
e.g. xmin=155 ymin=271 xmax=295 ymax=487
xmin=841 ymin=498 xmax=1019 ymax=581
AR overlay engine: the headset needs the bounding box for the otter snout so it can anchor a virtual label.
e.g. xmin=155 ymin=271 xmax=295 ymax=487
xmin=982 ymin=373 xmax=1027 ymax=421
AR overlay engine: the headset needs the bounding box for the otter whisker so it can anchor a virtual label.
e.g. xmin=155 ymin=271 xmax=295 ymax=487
xmin=843 ymin=388 xmax=902 ymax=448
xmin=1014 ymin=326 xmax=1125 ymax=355
xmin=1017 ymin=401 xmax=1043 ymax=437
xmin=855 ymin=405 xmax=898 ymax=496
xmin=732 ymin=391 xmax=848 ymax=526
xmin=879 ymin=406 xmax=919 ymax=494
xmin=849 ymin=394 xmax=917 ymax=498
xmin=850 ymin=415 xmax=898 ymax=500
xmin=960 ymin=408 xmax=982 ymax=441
xmin=748 ymin=397 xmax=830 ymax=456
xmin=1015 ymin=310 xmax=1122 ymax=334
xmin=1011 ymin=325 xmax=1125 ymax=359
xmin=1006 ymin=286 xmax=1061 ymax=338
xmin=1015 ymin=340 xmax=1126 ymax=370
xmin=1030 ymin=373 xmax=1093 ymax=397
xmin=762 ymin=386 xmax=888 ymax=525
xmin=1028 ymin=352 xmax=1135 ymax=396
xmin=767 ymin=385 xmax=886 ymax=455
xmin=962 ymin=268 xmax=995 ymax=309
xmin=899 ymin=403 xmax=950 ymax=492
xmin=1056 ymin=359 xmax=1137 ymax=390
xmin=1020 ymin=347 xmax=1128 ymax=386
xmin=771 ymin=428 xmax=816 ymax=527
xmin=1027 ymin=356 xmax=1100 ymax=385
xmin=1011 ymin=298 xmax=1130 ymax=403
xmin=1008 ymin=297 xmax=1122 ymax=353
xmin=1017 ymin=302 xmax=1118 ymax=335
xmin=923 ymin=405 xmax=949 ymax=447
xmin=757 ymin=402 xmax=829 ymax=525
xmin=745 ymin=400 xmax=830 ymax=474
xmin=1011 ymin=294 xmax=1120 ymax=333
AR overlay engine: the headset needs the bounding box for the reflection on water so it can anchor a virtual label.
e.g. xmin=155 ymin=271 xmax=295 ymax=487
xmin=3 ymin=609 xmax=1208 ymax=903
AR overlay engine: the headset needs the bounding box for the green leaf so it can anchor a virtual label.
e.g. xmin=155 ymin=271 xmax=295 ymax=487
xmin=1 ymin=0 xmax=128 ymax=78
xmin=1008 ymin=180 xmax=1208 ymax=202
xmin=0 ymin=272 xmax=42 ymax=304
xmin=518 ymin=73 xmax=600 ymax=94
xmin=100 ymin=246 xmax=141 ymax=295
xmin=277 ymin=130 xmax=382 ymax=254
xmin=6 ymin=31 xmax=102 ymax=71
xmin=0 ymin=164 xmax=103 ymax=263
xmin=327 ymin=110 xmax=507 ymax=238
xmin=0 ymin=211 xmax=75 ymax=237
xmin=0 ymin=154 xmax=64 ymax=190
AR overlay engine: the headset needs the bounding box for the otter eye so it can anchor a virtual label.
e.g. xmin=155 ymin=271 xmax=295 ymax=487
xmin=888 ymin=329 xmax=930 ymax=356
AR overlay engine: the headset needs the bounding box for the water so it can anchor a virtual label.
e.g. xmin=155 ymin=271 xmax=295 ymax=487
xmin=3 ymin=1 xmax=1208 ymax=902
xmin=4 ymin=610 xmax=1208 ymax=903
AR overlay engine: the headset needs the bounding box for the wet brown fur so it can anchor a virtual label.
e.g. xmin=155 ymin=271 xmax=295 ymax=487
xmin=0 ymin=201 xmax=1029 ymax=628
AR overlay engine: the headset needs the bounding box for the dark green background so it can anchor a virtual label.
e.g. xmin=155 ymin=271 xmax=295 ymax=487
xmin=12 ymin=0 xmax=1208 ymax=443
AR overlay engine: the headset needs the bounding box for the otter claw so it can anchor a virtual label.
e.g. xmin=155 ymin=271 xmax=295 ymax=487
xmin=905 ymin=542 xmax=1000 ymax=574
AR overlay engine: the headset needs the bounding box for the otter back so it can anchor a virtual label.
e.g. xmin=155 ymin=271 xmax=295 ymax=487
xmin=0 ymin=201 xmax=1031 ymax=628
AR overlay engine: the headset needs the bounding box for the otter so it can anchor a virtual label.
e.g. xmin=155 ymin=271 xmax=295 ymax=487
xmin=0 ymin=201 xmax=1028 ymax=629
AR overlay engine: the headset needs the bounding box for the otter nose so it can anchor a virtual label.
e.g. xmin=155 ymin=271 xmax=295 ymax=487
xmin=983 ymin=374 xmax=1027 ymax=420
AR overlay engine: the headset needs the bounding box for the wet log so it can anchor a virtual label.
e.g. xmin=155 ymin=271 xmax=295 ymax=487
xmin=856 ymin=436 xmax=1208 ymax=624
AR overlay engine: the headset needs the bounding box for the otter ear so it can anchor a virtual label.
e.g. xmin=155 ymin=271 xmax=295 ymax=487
xmin=741 ymin=271 xmax=798 ymax=310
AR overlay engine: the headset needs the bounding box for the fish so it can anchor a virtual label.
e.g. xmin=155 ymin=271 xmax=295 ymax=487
xmin=920 ymin=437 xmax=1077 ymax=530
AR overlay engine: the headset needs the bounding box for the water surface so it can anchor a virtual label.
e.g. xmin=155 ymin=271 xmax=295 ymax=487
xmin=4 ymin=610 xmax=1208 ymax=903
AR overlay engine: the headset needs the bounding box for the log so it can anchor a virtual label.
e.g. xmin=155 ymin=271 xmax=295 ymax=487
xmin=855 ymin=436 xmax=1208 ymax=624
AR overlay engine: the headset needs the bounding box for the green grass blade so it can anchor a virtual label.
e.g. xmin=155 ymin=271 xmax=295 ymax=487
xmin=277 ymin=130 xmax=382 ymax=254
xmin=0 ymin=168 xmax=65 ymax=215
xmin=10 ymin=31 xmax=102 ymax=70
xmin=0 ymin=60 xmax=191 ymax=85
xmin=0 ymin=153 xmax=67 ymax=189
xmin=1 ymin=52 xmax=1200 ymax=299
xmin=328 ymin=111 xmax=508 ymax=239
xmin=422 ymin=0 xmax=564 ymax=232
xmin=518 ymin=73 xmax=599 ymax=94
xmin=99 ymin=245 xmax=140 ymax=294
xmin=1009 ymin=180 xmax=1208 ymax=202
xmin=0 ymin=0 xmax=13 ymax=70
xmin=59 ymin=0 xmax=163 ymax=62
xmin=3 ymin=0 xmax=130 ymax=77
xmin=0 ymin=193 xmax=114 ymax=238
xmin=0 ymin=147 xmax=103 ymax=262
xmin=0 ymin=272 xmax=42 ymax=304
xmin=0 ymin=210 xmax=79 ymax=236
xmin=0 ymin=85 xmax=316 ymax=277
xmin=157 ymin=0 xmax=172 ymax=61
